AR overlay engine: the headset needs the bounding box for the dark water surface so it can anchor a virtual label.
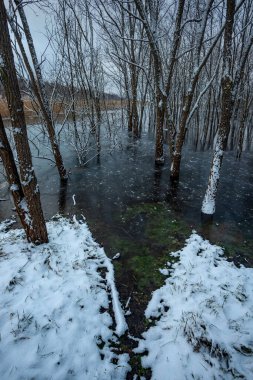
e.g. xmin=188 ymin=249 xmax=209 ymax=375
xmin=1 ymin=122 xmax=253 ymax=341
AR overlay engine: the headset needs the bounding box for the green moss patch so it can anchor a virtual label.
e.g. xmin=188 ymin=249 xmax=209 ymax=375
xmin=111 ymin=202 xmax=191 ymax=291
xmin=123 ymin=202 xmax=190 ymax=249
xmin=222 ymin=239 xmax=253 ymax=266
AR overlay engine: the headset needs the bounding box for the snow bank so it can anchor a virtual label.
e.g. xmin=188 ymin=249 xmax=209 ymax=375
xmin=0 ymin=216 xmax=129 ymax=380
xmin=136 ymin=233 xmax=253 ymax=380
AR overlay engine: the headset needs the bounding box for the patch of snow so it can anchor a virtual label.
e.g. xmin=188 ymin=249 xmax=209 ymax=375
xmin=125 ymin=297 xmax=131 ymax=309
xmin=0 ymin=217 xmax=16 ymax=232
xmin=155 ymin=156 xmax=164 ymax=164
xmin=12 ymin=128 xmax=22 ymax=134
xmin=35 ymin=184 xmax=39 ymax=193
xmin=136 ymin=233 xmax=253 ymax=379
xmin=0 ymin=216 xmax=130 ymax=379
xmin=21 ymin=168 xmax=35 ymax=187
xmin=0 ymin=53 xmax=4 ymax=66
xmin=105 ymin=257 xmax=128 ymax=336
xmin=112 ymin=252 xmax=120 ymax=260
xmin=19 ymin=198 xmax=32 ymax=226
xmin=72 ymin=194 xmax=76 ymax=205
xmin=159 ymin=267 xmax=169 ymax=275
xmin=10 ymin=184 xmax=19 ymax=191
xmin=21 ymin=179 xmax=31 ymax=187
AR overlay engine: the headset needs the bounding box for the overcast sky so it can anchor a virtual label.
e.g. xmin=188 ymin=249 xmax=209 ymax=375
xmin=22 ymin=3 xmax=50 ymax=59
xmin=5 ymin=0 xmax=53 ymax=70
xmin=5 ymin=0 xmax=118 ymax=93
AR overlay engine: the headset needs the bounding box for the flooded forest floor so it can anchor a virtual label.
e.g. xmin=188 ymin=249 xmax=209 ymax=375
xmin=1 ymin=121 xmax=253 ymax=377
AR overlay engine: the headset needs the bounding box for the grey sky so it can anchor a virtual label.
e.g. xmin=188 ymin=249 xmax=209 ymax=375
xmin=5 ymin=0 xmax=53 ymax=67
xmin=5 ymin=0 xmax=117 ymax=92
xmin=22 ymin=3 xmax=50 ymax=59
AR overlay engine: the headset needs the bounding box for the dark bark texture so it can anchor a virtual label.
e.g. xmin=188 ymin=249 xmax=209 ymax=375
xmin=0 ymin=0 xmax=48 ymax=243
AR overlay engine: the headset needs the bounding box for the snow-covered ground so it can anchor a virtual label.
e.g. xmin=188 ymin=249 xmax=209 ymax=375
xmin=0 ymin=216 xmax=129 ymax=380
xmin=136 ymin=234 xmax=253 ymax=380
xmin=1 ymin=217 xmax=253 ymax=380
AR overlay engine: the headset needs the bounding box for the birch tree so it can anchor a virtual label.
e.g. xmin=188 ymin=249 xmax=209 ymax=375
xmin=201 ymin=0 xmax=236 ymax=215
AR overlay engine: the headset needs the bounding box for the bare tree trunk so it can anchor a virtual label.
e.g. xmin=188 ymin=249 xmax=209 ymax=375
xmin=133 ymin=0 xmax=165 ymax=163
xmin=201 ymin=0 xmax=236 ymax=216
xmin=0 ymin=115 xmax=37 ymax=239
xmin=61 ymin=0 xmax=78 ymax=144
xmin=13 ymin=0 xmax=67 ymax=181
xmin=0 ymin=0 xmax=48 ymax=244
xmin=170 ymin=0 xmax=215 ymax=180
xmin=133 ymin=0 xmax=185 ymax=164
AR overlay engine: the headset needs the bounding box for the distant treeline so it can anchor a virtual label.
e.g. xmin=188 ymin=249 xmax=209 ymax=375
xmin=0 ymin=79 xmax=121 ymax=101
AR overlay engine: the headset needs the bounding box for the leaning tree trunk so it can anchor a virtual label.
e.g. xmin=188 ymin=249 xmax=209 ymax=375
xmin=13 ymin=0 xmax=67 ymax=181
xmin=0 ymin=115 xmax=38 ymax=240
xmin=0 ymin=0 xmax=48 ymax=244
xmin=201 ymin=0 xmax=235 ymax=216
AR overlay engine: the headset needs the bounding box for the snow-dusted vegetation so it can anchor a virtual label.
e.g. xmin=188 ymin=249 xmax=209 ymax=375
xmin=136 ymin=234 xmax=253 ymax=379
xmin=1 ymin=218 xmax=253 ymax=379
xmin=0 ymin=217 xmax=129 ymax=380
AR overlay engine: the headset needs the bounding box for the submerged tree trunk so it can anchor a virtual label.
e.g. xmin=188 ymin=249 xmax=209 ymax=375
xmin=133 ymin=0 xmax=165 ymax=163
xmin=128 ymin=1 xmax=139 ymax=138
xmin=170 ymin=89 xmax=194 ymax=179
xmin=201 ymin=0 xmax=236 ymax=216
xmin=155 ymin=92 xmax=166 ymax=164
xmin=0 ymin=0 xmax=48 ymax=244
xmin=133 ymin=0 xmax=185 ymax=164
xmin=170 ymin=0 xmax=215 ymax=180
xmin=236 ymin=101 xmax=248 ymax=158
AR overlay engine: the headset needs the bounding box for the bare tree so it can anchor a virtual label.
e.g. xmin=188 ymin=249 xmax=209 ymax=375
xmin=8 ymin=0 xmax=68 ymax=181
xmin=0 ymin=0 xmax=48 ymax=243
xmin=133 ymin=0 xmax=185 ymax=164
xmin=170 ymin=0 xmax=220 ymax=179
xmin=49 ymin=0 xmax=105 ymax=165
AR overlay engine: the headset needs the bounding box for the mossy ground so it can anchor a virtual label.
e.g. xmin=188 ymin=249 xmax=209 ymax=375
xmin=222 ymin=239 xmax=253 ymax=266
xmin=111 ymin=202 xmax=191 ymax=292
xmin=200 ymin=220 xmax=253 ymax=267
xmin=108 ymin=202 xmax=189 ymax=308
xmin=104 ymin=202 xmax=192 ymax=377
xmin=90 ymin=202 xmax=252 ymax=378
